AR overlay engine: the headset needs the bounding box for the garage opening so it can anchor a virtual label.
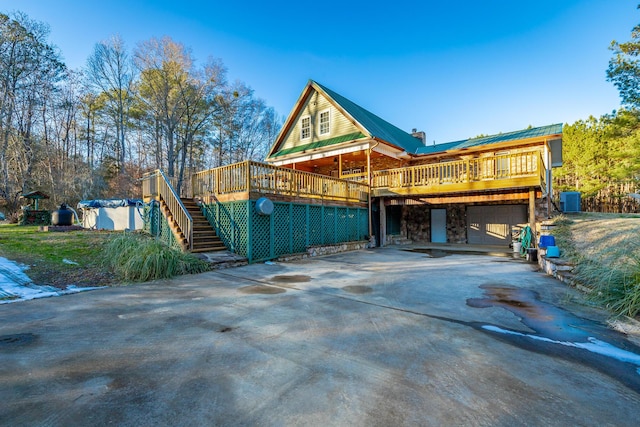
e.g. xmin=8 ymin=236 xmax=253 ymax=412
xmin=467 ymin=205 xmax=527 ymax=245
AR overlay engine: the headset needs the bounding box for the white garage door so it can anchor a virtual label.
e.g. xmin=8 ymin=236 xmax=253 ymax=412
xmin=467 ymin=205 xmax=527 ymax=245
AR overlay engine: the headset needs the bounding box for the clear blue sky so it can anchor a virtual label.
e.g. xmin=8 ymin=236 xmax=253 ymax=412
xmin=1 ymin=0 xmax=637 ymax=144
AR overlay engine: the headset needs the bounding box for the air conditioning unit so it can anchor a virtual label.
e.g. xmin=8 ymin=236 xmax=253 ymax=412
xmin=560 ymin=192 xmax=581 ymax=213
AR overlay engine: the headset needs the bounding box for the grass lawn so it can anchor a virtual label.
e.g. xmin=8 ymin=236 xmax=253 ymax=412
xmin=0 ymin=224 xmax=117 ymax=288
xmin=552 ymin=212 xmax=640 ymax=318
xmin=0 ymin=224 xmax=211 ymax=288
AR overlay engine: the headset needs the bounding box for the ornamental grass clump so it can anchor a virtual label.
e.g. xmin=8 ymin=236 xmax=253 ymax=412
xmin=550 ymin=215 xmax=579 ymax=260
xmin=576 ymin=247 xmax=640 ymax=318
xmin=104 ymin=233 xmax=210 ymax=282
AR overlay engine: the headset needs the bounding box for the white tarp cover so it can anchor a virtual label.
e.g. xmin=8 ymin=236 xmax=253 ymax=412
xmin=78 ymin=199 xmax=144 ymax=231
xmin=77 ymin=199 xmax=142 ymax=209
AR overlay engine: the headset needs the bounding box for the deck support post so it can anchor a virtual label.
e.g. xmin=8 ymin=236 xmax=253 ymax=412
xmin=379 ymin=198 xmax=386 ymax=246
xmin=367 ymin=144 xmax=372 ymax=237
xmin=529 ymin=187 xmax=536 ymax=245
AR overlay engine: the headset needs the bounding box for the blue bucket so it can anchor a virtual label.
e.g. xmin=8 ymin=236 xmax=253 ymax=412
xmin=539 ymin=235 xmax=556 ymax=249
xmin=546 ymin=246 xmax=560 ymax=258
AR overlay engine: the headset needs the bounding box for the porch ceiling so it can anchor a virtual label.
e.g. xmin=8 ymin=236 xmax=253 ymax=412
xmin=270 ymin=139 xmax=397 ymax=169
xmin=269 ymin=132 xmax=366 ymax=159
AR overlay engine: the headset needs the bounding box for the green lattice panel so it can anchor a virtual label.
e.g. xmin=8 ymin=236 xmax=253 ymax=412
xmin=152 ymin=203 xmax=161 ymax=236
xmin=143 ymin=204 xmax=159 ymax=235
xmin=233 ymin=202 xmax=249 ymax=257
xmin=323 ymin=207 xmax=336 ymax=244
xmin=359 ymin=209 xmax=369 ymax=239
xmin=251 ymin=204 xmax=271 ymax=262
xmin=159 ymin=212 xmax=181 ymax=250
xmin=216 ymin=203 xmax=234 ymax=250
xmin=336 ymin=207 xmax=349 ymax=243
xmin=292 ymin=205 xmax=307 ymax=253
xmin=201 ymin=205 xmax=216 ymax=231
xmin=347 ymin=209 xmax=359 ymax=241
xmin=273 ymin=203 xmax=291 ymax=256
xmin=308 ymin=206 xmax=323 ymax=246
xmin=200 ymin=200 xmax=367 ymax=263
xmin=200 ymin=204 xmax=216 ymax=234
xmin=143 ymin=205 xmax=151 ymax=234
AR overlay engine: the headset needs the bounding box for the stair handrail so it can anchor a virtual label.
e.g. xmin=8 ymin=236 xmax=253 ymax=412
xmin=152 ymin=169 xmax=193 ymax=251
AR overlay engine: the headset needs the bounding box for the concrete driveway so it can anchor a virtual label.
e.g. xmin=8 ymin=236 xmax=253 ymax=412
xmin=1 ymin=246 xmax=639 ymax=426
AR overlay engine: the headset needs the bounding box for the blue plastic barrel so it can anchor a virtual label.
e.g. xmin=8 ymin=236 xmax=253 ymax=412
xmin=546 ymin=246 xmax=560 ymax=258
xmin=539 ymin=235 xmax=556 ymax=249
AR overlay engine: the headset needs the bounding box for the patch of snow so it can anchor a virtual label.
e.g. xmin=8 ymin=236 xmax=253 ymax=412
xmin=482 ymin=324 xmax=640 ymax=367
xmin=62 ymin=258 xmax=79 ymax=265
xmin=0 ymin=256 xmax=103 ymax=304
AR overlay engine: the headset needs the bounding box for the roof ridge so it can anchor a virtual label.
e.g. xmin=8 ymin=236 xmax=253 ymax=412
xmin=466 ymin=123 xmax=563 ymax=144
xmin=312 ymin=81 xmax=425 ymax=152
xmin=415 ymin=123 xmax=563 ymax=155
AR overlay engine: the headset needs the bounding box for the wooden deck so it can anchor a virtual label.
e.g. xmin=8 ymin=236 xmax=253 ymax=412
xmin=148 ymin=150 xmax=546 ymax=208
xmin=371 ymin=151 xmax=545 ymax=198
xmin=191 ymin=160 xmax=369 ymax=204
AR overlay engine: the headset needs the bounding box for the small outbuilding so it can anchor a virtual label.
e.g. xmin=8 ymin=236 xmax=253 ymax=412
xmin=20 ymin=191 xmax=51 ymax=225
xmin=78 ymin=199 xmax=144 ymax=231
xmin=21 ymin=191 xmax=50 ymax=210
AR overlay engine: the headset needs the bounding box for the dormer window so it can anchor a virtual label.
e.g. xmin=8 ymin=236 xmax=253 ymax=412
xmin=300 ymin=116 xmax=311 ymax=140
xmin=319 ymin=110 xmax=330 ymax=136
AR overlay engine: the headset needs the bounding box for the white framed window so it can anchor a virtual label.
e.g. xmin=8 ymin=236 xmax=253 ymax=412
xmin=300 ymin=115 xmax=311 ymax=140
xmin=495 ymin=150 xmax=510 ymax=177
xmin=319 ymin=109 xmax=330 ymax=135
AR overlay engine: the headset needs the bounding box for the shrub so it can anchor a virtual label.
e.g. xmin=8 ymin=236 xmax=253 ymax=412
xmin=19 ymin=209 xmax=51 ymax=226
xmin=103 ymin=233 xmax=210 ymax=282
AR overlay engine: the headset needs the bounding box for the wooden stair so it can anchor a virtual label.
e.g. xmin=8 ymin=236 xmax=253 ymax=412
xmin=158 ymin=200 xmax=189 ymax=250
xmin=180 ymin=198 xmax=227 ymax=253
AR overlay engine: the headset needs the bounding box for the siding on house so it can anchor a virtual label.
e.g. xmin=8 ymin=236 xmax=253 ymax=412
xmin=279 ymin=90 xmax=361 ymax=152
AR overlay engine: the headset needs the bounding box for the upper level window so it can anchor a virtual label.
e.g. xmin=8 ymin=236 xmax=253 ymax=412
xmin=495 ymin=150 xmax=510 ymax=177
xmin=319 ymin=110 xmax=330 ymax=135
xmin=300 ymin=116 xmax=311 ymax=140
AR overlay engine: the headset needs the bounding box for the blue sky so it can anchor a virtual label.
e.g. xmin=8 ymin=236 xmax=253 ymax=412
xmin=2 ymin=1 xmax=637 ymax=144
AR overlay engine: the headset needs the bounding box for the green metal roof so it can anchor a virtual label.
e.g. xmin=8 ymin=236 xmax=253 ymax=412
xmin=270 ymin=132 xmax=366 ymax=158
xmin=268 ymin=80 xmax=562 ymax=161
xmin=313 ymin=81 xmax=425 ymax=153
xmin=415 ymin=123 xmax=563 ymax=155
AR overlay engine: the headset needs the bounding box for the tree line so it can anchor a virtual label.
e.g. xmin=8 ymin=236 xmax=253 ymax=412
xmin=555 ymin=110 xmax=640 ymax=212
xmin=0 ymin=11 xmax=280 ymax=219
xmin=554 ymin=5 xmax=640 ymax=213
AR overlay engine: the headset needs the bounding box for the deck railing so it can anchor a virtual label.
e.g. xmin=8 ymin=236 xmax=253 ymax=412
xmin=372 ymin=151 xmax=545 ymax=193
xmin=142 ymin=169 xmax=193 ymax=250
xmin=177 ymin=151 xmax=545 ymax=207
xmin=192 ymin=160 xmax=369 ymax=203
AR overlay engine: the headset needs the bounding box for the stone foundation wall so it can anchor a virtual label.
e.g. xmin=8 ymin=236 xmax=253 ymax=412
xmin=401 ymin=204 xmax=467 ymax=243
xmin=276 ymin=240 xmax=370 ymax=262
xmin=402 ymin=205 xmax=431 ymax=242
xmin=446 ymin=205 xmax=467 ymax=243
xmin=535 ymin=196 xmax=551 ymax=221
xmin=397 ymin=198 xmax=547 ymax=245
